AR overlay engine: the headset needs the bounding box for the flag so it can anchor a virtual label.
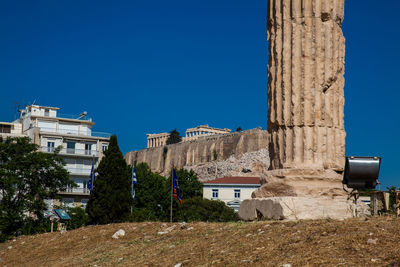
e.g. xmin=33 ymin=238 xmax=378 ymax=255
xmin=132 ymin=166 xmax=137 ymax=199
xmin=172 ymin=168 xmax=182 ymax=204
xmin=88 ymin=160 xmax=95 ymax=193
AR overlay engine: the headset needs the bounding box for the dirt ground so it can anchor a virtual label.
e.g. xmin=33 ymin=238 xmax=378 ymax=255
xmin=1 ymin=216 xmax=400 ymax=266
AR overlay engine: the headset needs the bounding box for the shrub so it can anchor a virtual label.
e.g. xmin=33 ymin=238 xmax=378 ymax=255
xmin=175 ymin=197 xmax=238 ymax=222
xmin=66 ymin=206 xmax=90 ymax=230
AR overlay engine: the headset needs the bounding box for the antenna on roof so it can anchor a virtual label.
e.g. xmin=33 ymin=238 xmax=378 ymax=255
xmin=78 ymin=111 xmax=87 ymax=120
xmin=14 ymin=101 xmax=19 ymax=120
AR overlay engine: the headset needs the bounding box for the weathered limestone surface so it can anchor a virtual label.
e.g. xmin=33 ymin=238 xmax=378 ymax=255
xmin=254 ymin=0 xmax=346 ymax=197
xmin=239 ymin=197 xmax=369 ymax=221
xmin=239 ymin=0 xmax=351 ymax=220
xmin=267 ymin=0 xmax=346 ymax=172
xmin=125 ymin=128 xmax=269 ymax=179
xmin=186 ymin=148 xmax=269 ymax=181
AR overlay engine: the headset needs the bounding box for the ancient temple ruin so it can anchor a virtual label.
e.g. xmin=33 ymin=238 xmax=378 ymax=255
xmin=146 ymin=125 xmax=231 ymax=148
xmin=239 ymin=0 xmax=360 ymax=220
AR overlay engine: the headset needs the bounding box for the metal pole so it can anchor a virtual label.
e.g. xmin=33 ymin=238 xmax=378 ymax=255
xmin=131 ymin=165 xmax=133 ymax=214
xmin=353 ymin=196 xmax=357 ymax=217
xmin=373 ymin=192 xmax=378 ymax=215
xmin=170 ymin=166 xmax=173 ymax=223
xmin=352 ymin=190 xmax=358 ymax=217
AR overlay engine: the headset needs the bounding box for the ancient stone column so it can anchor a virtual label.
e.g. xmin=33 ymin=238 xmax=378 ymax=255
xmin=254 ymin=0 xmax=346 ymax=198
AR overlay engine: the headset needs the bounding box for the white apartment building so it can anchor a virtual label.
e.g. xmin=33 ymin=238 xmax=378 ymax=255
xmin=16 ymin=104 xmax=110 ymax=208
xmin=202 ymin=177 xmax=261 ymax=212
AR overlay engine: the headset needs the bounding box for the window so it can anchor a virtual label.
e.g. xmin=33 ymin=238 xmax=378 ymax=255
xmin=62 ymin=198 xmax=74 ymax=208
xmin=66 ymin=184 xmax=73 ymax=192
xmin=102 ymin=144 xmax=108 ymax=152
xmin=66 ymin=142 xmax=75 ymax=154
xmin=85 ymin=144 xmax=92 ymax=155
xmin=47 ymin=141 xmax=55 ymax=152
xmin=44 ymin=109 xmax=49 ymax=117
xmin=234 ymin=189 xmax=241 ymax=199
xmin=0 ymin=124 xmax=11 ymax=133
xmin=212 ymin=189 xmax=219 ymax=198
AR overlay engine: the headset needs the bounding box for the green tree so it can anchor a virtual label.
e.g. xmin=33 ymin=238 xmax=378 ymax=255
xmin=65 ymin=206 xmax=90 ymax=230
xmin=166 ymin=129 xmax=182 ymax=145
xmin=166 ymin=168 xmax=204 ymax=221
xmin=130 ymin=163 xmax=169 ymax=221
xmin=236 ymin=126 xmax=242 ymax=132
xmin=175 ymin=197 xmax=238 ymax=222
xmin=129 ymin=164 xmax=237 ymax=223
xmin=86 ymin=135 xmax=133 ymax=224
xmin=173 ymin=168 xmax=203 ymax=199
xmin=0 ymin=137 xmax=71 ymax=241
xmin=387 ymin=186 xmax=399 ymax=211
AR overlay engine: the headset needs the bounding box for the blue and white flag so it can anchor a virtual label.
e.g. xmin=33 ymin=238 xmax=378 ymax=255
xmin=88 ymin=160 xmax=95 ymax=193
xmin=132 ymin=166 xmax=137 ymax=199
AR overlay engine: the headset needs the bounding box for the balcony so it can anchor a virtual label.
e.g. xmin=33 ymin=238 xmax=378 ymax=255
xmin=59 ymin=187 xmax=90 ymax=195
xmin=23 ymin=111 xmax=93 ymax=122
xmin=57 ymin=113 xmax=93 ymax=121
xmin=41 ymin=146 xmax=99 ymax=157
xmin=0 ymin=132 xmax=26 ymax=138
xmin=66 ymin=167 xmax=92 ymax=176
xmin=39 ymin=127 xmax=110 ymax=138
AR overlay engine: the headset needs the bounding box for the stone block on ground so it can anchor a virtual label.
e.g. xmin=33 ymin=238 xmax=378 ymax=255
xmin=238 ymin=197 xmax=369 ymax=221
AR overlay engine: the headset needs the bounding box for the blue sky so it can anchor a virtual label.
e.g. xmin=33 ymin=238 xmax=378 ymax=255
xmin=1 ymin=1 xmax=399 ymax=188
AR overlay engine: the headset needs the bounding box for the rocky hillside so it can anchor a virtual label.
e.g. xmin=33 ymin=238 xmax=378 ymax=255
xmin=2 ymin=217 xmax=400 ymax=266
xmin=185 ymin=148 xmax=269 ymax=181
xmin=125 ymin=128 xmax=269 ymax=180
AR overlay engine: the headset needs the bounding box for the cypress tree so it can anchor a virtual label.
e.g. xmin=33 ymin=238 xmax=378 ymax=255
xmin=86 ymin=135 xmax=133 ymax=224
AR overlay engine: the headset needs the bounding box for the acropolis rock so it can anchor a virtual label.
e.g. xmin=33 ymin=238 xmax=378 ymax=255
xmin=125 ymin=128 xmax=269 ymax=179
xmin=239 ymin=0 xmax=362 ymax=220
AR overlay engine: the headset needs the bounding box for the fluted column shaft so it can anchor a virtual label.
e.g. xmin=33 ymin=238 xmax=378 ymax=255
xmin=268 ymin=0 xmax=346 ymax=171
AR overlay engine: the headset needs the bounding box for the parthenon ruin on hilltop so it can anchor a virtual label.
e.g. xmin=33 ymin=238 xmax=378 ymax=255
xmin=146 ymin=125 xmax=231 ymax=148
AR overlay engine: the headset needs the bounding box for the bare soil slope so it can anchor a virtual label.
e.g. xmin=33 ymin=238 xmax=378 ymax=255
xmin=1 ymin=217 xmax=400 ymax=266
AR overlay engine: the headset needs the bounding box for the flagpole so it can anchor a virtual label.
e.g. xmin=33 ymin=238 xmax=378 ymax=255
xmin=170 ymin=163 xmax=173 ymax=223
xmin=131 ymin=167 xmax=133 ymax=214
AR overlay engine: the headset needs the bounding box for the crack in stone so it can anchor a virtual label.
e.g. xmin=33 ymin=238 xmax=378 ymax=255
xmin=322 ymin=68 xmax=343 ymax=93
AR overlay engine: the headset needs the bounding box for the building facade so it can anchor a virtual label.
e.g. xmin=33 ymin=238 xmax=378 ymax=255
xmin=203 ymin=177 xmax=261 ymax=212
xmin=2 ymin=104 xmax=110 ymax=208
xmin=0 ymin=121 xmax=24 ymax=140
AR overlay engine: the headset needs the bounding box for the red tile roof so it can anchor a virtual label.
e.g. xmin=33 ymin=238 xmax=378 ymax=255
xmin=202 ymin=176 xmax=261 ymax=185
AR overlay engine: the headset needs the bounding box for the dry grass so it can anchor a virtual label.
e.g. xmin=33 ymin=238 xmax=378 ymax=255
xmin=1 ymin=216 xmax=400 ymax=266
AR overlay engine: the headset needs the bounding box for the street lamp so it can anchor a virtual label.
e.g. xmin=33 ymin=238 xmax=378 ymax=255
xmin=342 ymin=156 xmax=381 ymax=217
xmin=342 ymin=156 xmax=381 ymax=190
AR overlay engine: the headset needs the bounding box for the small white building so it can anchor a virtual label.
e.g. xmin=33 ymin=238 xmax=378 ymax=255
xmin=203 ymin=177 xmax=261 ymax=212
